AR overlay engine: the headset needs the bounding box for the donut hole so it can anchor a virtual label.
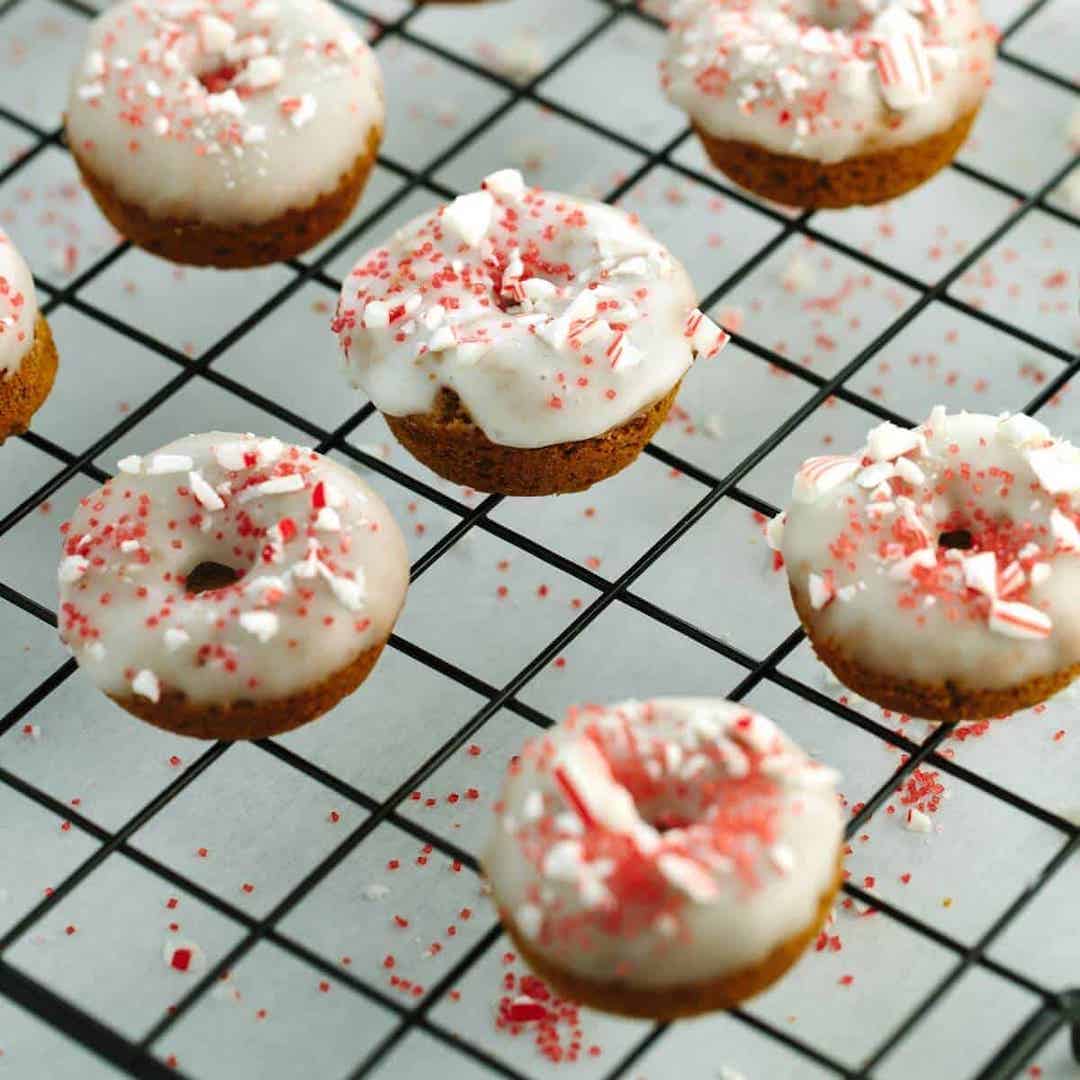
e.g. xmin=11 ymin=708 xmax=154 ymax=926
xmin=610 ymin=759 xmax=727 ymax=834
xmin=648 ymin=811 xmax=696 ymax=834
xmin=198 ymin=64 xmax=244 ymax=94
xmin=184 ymin=560 xmax=244 ymax=595
xmin=804 ymin=0 xmax=869 ymax=31
xmin=939 ymin=528 xmax=974 ymax=551
xmin=635 ymin=793 xmax=706 ymax=834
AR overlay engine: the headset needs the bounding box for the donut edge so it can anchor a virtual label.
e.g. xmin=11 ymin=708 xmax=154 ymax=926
xmin=497 ymin=856 xmax=844 ymax=1021
xmin=693 ymin=105 xmax=981 ymax=209
xmin=68 ymin=123 xmax=383 ymax=270
xmin=383 ymin=380 xmax=683 ymax=497
xmin=0 ymin=314 xmax=59 ymax=444
xmin=791 ymin=584 xmax=1080 ymax=723
xmin=107 ymin=635 xmax=390 ymax=741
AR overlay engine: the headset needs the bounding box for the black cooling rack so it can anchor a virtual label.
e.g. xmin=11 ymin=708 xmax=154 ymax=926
xmin=0 ymin=0 xmax=1077 ymax=1076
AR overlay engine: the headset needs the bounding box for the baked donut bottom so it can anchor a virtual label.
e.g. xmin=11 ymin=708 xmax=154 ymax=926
xmin=0 ymin=315 xmax=59 ymax=443
xmin=499 ymin=858 xmax=843 ymax=1021
xmin=693 ymin=106 xmax=980 ymax=210
xmin=69 ymin=124 xmax=382 ymax=269
xmin=383 ymin=381 xmax=682 ymax=497
xmin=791 ymin=586 xmax=1080 ymax=723
xmin=108 ymin=636 xmax=389 ymax=741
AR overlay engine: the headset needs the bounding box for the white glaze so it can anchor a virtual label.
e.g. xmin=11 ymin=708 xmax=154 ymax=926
xmin=58 ymin=433 xmax=409 ymax=706
xmin=67 ymin=0 xmax=384 ymax=226
xmin=484 ymin=698 xmax=842 ymax=988
xmin=334 ymin=170 xmax=727 ymax=450
xmin=0 ymin=230 xmax=38 ymax=377
xmin=776 ymin=408 xmax=1080 ymax=693
xmin=663 ymin=0 xmax=994 ymax=163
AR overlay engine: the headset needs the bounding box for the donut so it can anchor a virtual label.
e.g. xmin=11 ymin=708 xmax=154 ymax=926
xmin=333 ymin=169 xmax=728 ymax=496
xmin=662 ymin=0 xmax=995 ymax=208
xmin=484 ymin=698 xmax=843 ymax=1019
xmin=66 ymin=0 xmax=385 ymax=269
xmin=771 ymin=407 xmax=1080 ymax=722
xmin=0 ymin=230 xmax=58 ymax=442
xmin=57 ymin=432 xmax=409 ymax=741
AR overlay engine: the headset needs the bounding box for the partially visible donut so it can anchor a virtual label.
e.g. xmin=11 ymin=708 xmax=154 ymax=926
xmin=57 ymin=433 xmax=409 ymax=740
xmin=0 ymin=229 xmax=58 ymax=442
xmin=66 ymin=0 xmax=385 ymax=268
xmin=334 ymin=169 xmax=728 ymax=495
xmin=773 ymin=407 xmax=1080 ymax=721
xmin=663 ymin=0 xmax=995 ymax=208
xmin=484 ymin=698 xmax=843 ymax=1019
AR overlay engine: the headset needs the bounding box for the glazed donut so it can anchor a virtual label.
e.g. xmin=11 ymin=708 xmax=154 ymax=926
xmin=772 ymin=408 xmax=1080 ymax=722
xmin=66 ymin=0 xmax=385 ymax=269
xmin=57 ymin=433 xmax=409 ymax=741
xmin=662 ymin=0 xmax=995 ymax=208
xmin=484 ymin=698 xmax=843 ymax=1019
xmin=334 ymin=169 xmax=727 ymax=496
xmin=0 ymin=230 xmax=58 ymax=442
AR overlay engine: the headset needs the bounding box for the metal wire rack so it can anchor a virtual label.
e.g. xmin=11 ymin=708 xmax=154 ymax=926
xmin=0 ymin=0 xmax=1077 ymax=1076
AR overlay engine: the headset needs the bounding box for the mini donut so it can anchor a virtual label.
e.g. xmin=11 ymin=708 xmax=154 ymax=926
xmin=0 ymin=230 xmax=58 ymax=442
xmin=334 ymin=169 xmax=728 ymax=496
xmin=663 ymin=0 xmax=995 ymax=208
xmin=66 ymin=0 xmax=385 ymax=269
xmin=57 ymin=433 xmax=409 ymax=741
xmin=484 ymin=698 xmax=843 ymax=1019
xmin=772 ymin=408 xmax=1080 ymax=722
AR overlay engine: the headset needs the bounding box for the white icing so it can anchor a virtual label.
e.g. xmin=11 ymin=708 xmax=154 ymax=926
xmin=484 ymin=698 xmax=842 ymax=989
xmin=66 ymin=0 xmax=384 ymax=226
xmin=58 ymin=432 xmax=408 ymax=706
xmin=781 ymin=409 xmax=1080 ymax=693
xmin=335 ymin=171 xmax=717 ymax=450
xmin=663 ymin=0 xmax=994 ymax=163
xmin=0 ymin=230 xmax=39 ymax=377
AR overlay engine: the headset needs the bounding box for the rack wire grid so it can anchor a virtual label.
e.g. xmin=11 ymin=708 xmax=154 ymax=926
xmin=0 ymin=0 xmax=1077 ymax=1077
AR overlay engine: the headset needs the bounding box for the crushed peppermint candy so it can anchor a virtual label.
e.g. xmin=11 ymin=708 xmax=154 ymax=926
xmin=146 ymin=454 xmax=194 ymax=476
xmin=132 ymin=669 xmax=161 ymax=703
xmin=163 ymin=940 xmax=205 ymax=974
